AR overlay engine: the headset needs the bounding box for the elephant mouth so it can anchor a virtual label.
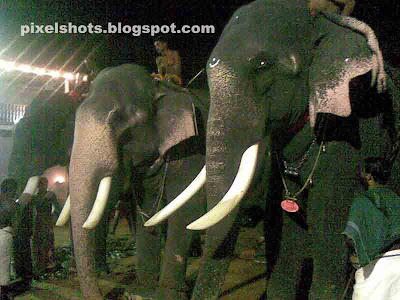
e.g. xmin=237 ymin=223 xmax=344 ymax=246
xmin=144 ymin=143 xmax=260 ymax=229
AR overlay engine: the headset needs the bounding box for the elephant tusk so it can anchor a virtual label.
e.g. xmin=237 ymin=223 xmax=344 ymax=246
xmin=187 ymin=143 xmax=259 ymax=230
xmin=56 ymin=195 xmax=70 ymax=227
xmin=82 ymin=177 xmax=112 ymax=229
xmin=144 ymin=166 xmax=206 ymax=227
xmin=23 ymin=176 xmax=40 ymax=195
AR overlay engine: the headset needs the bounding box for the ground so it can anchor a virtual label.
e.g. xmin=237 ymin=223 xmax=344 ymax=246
xmin=12 ymin=219 xmax=268 ymax=300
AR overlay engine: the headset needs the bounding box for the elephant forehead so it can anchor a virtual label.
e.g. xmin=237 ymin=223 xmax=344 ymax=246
xmin=210 ymin=2 xmax=312 ymax=67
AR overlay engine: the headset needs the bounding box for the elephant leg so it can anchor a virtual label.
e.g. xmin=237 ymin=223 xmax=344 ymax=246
xmin=307 ymin=183 xmax=353 ymax=299
xmin=190 ymin=215 xmax=241 ymax=300
xmin=135 ymin=178 xmax=163 ymax=291
xmin=158 ymin=219 xmax=194 ymax=300
xmin=135 ymin=215 xmax=163 ymax=290
xmin=307 ymin=143 xmax=359 ymax=300
xmin=158 ymin=155 xmax=206 ymax=300
xmin=266 ymin=208 xmax=310 ymax=300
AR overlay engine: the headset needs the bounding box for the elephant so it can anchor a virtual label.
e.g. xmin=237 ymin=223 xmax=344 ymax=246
xmin=8 ymin=90 xmax=78 ymax=194
xmin=145 ymin=1 xmax=400 ymax=299
xmin=7 ymin=90 xmax=79 ymax=282
xmin=65 ymin=63 xmax=214 ymax=300
xmin=8 ymin=87 xmax=120 ymax=280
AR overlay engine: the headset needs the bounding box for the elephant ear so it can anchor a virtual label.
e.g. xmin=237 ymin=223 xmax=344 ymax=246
xmin=308 ymin=18 xmax=386 ymax=128
xmin=155 ymin=87 xmax=197 ymax=157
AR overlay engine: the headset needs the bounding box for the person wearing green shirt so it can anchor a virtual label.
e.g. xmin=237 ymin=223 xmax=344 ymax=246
xmin=343 ymin=157 xmax=400 ymax=300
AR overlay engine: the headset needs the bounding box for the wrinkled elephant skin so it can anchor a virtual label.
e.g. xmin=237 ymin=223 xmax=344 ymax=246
xmin=69 ymin=64 xmax=210 ymax=300
xmin=154 ymin=1 xmax=400 ymax=300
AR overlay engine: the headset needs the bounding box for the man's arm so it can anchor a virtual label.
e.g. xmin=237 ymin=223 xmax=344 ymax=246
xmin=156 ymin=56 xmax=165 ymax=76
xmin=309 ymin=0 xmax=355 ymax=16
xmin=17 ymin=176 xmax=39 ymax=206
xmin=171 ymin=51 xmax=182 ymax=77
xmin=334 ymin=0 xmax=355 ymax=16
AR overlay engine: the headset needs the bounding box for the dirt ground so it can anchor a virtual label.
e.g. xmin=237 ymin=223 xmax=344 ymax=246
xmin=12 ymin=219 xmax=268 ymax=300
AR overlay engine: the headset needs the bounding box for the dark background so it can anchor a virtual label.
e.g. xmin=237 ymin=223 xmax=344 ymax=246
xmin=0 ymin=0 xmax=399 ymax=87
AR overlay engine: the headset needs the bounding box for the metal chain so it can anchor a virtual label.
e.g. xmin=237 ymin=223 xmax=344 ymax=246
xmin=283 ymin=114 xmax=327 ymax=177
xmin=284 ymin=138 xmax=316 ymax=177
xmin=278 ymin=140 xmax=325 ymax=200
xmin=279 ymin=116 xmax=327 ymax=200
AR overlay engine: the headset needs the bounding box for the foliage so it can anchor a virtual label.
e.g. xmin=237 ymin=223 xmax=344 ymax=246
xmin=28 ymin=236 xmax=136 ymax=281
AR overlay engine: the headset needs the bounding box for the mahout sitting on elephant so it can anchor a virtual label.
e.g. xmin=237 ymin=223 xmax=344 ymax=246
xmin=145 ymin=0 xmax=400 ymax=299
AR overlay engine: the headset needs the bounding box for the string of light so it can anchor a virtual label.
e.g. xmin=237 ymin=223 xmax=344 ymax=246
xmin=0 ymin=59 xmax=88 ymax=82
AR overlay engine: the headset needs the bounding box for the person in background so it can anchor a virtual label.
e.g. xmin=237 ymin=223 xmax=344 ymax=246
xmin=30 ymin=177 xmax=60 ymax=279
xmin=343 ymin=157 xmax=400 ymax=300
xmin=0 ymin=178 xmax=32 ymax=300
xmin=151 ymin=35 xmax=182 ymax=86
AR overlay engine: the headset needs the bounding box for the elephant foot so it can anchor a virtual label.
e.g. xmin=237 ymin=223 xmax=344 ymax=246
xmin=123 ymin=287 xmax=188 ymax=300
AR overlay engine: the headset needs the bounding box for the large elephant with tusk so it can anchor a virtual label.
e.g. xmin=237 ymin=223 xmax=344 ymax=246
xmin=8 ymin=89 xmax=122 ymax=279
xmin=8 ymin=90 xmax=78 ymax=194
xmin=8 ymin=90 xmax=79 ymax=282
xmin=65 ymin=63 xmax=214 ymax=300
xmin=145 ymin=1 xmax=400 ymax=299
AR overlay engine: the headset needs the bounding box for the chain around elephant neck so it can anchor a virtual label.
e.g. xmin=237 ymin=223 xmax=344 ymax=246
xmin=279 ymin=116 xmax=327 ymax=203
xmin=278 ymin=140 xmax=324 ymax=201
xmin=137 ymin=160 xmax=168 ymax=224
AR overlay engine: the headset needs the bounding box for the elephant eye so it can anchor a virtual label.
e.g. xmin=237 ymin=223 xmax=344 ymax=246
xmin=254 ymin=59 xmax=272 ymax=73
xmin=249 ymin=54 xmax=271 ymax=70
xmin=248 ymin=55 xmax=273 ymax=77
xmin=258 ymin=61 xmax=267 ymax=68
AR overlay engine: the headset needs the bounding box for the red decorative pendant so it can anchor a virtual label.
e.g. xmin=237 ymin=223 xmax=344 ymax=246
xmin=281 ymin=200 xmax=299 ymax=212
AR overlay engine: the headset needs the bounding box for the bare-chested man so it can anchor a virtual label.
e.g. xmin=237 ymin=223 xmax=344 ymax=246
xmin=151 ymin=36 xmax=182 ymax=86
xmin=309 ymin=0 xmax=356 ymax=16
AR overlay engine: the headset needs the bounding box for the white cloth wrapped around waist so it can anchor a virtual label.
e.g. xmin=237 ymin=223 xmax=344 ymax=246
xmin=352 ymin=249 xmax=400 ymax=300
xmin=0 ymin=227 xmax=13 ymax=285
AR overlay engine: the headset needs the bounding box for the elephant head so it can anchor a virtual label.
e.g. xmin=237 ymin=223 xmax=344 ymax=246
xmin=66 ymin=64 xmax=203 ymax=299
xmin=148 ymin=0 xmax=388 ymax=229
xmin=8 ymin=90 xmax=78 ymax=194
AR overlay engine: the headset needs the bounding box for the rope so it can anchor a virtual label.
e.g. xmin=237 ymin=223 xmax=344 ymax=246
xmin=155 ymin=160 xmax=168 ymax=214
xmin=341 ymin=269 xmax=355 ymax=300
xmin=137 ymin=160 xmax=169 ymax=224
xmin=192 ymin=103 xmax=199 ymax=136
xmin=187 ymin=68 xmax=204 ymax=87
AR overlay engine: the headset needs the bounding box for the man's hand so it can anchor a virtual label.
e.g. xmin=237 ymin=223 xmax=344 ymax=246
xmin=165 ymin=74 xmax=182 ymax=85
xmin=151 ymin=73 xmax=165 ymax=81
xmin=17 ymin=193 xmax=32 ymax=206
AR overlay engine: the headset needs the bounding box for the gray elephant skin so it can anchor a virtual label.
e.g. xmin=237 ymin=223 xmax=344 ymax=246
xmin=8 ymin=88 xmax=121 ymax=282
xmin=68 ymin=63 xmax=213 ymax=300
xmin=146 ymin=1 xmax=400 ymax=300
xmin=8 ymin=90 xmax=77 ymax=193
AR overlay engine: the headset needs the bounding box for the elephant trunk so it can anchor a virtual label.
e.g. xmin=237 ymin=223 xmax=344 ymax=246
xmin=184 ymin=65 xmax=264 ymax=299
xmin=203 ymin=62 xmax=264 ymax=243
xmin=69 ymin=107 xmax=119 ymax=300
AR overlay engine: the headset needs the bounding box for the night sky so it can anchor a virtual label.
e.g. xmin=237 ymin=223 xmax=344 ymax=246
xmin=0 ymin=0 xmax=399 ymax=87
